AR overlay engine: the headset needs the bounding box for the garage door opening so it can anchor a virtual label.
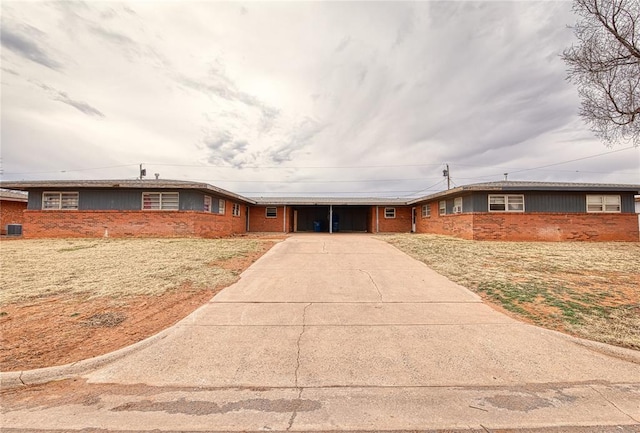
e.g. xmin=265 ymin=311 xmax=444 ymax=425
xmin=293 ymin=206 xmax=370 ymax=232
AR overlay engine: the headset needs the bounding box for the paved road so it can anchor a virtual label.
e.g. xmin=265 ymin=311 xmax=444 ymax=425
xmin=2 ymin=234 xmax=639 ymax=432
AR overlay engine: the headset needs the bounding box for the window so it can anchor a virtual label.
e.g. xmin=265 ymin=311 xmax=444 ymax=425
xmin=218 ymin=199 xmax=225 ymax=215
xmin=439 ymin=200 xmax=446 ymax=215
xmin=204 ymin=196 xmax=212 ymax=212
xmin=587 ymin=195 xmax=621 ymax=213
xmin=453 ymin=197 xmax=463 ymax=214
xmin=142 ymin=192 xmax=179 ymax=210
xmin=421 ymin=204 xmax=431 ymax=218
xmin=232 ymin=203 xmax=241 ymax=217
xmin=384 ymin=207 xmax=396 ymax=219
xmin=489 ymin=194 xmax=524 ymax=212
xmin=266 ymin=207 xmax=277 ymax=218
xmin=42 ymin=192 xmax=79 ymax=210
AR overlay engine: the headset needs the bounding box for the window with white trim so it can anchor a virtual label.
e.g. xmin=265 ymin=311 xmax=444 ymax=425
xmin=204 ymin=196 xmax=212 ymax=212
xmin=489 ymin=194 xmax=524 ymax=212
xmin=218 ymin=199 xmax=225 ymax=215
xmin=266 ymin=207 xmax=277 ymax=218
xmin=384 ymin=207 xmax=396 ymax=218
xmin=42 ymin=192 xmax=79 ymax=210
xmin=142 ymin=192 xmax=179 ymax=210
xmin=453 ymin=197 xmax=463 ymax=214
xmin=421 ymin=204 xmax=430 ymax=218
xmin=586 ymin=195 xmax=621 ymax=213
xmin=439 ymin=200 xmax=446 ymax=215
xmin=232 ymin=203 xmax=241 ymax=217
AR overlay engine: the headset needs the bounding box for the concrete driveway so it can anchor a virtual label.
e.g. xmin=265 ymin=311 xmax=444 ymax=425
xmin=3 ymin=234 xmax=640 ymax=431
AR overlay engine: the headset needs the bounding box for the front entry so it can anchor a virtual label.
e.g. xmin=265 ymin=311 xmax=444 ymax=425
xmin=411 ymin=207 xmax=416 ymax=233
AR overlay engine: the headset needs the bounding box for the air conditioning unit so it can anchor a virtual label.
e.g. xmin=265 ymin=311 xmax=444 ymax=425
xmin=7 ymin=224 xmax=22 ymax=236
xmin=453 ymin=206 xmax=462 ymax=214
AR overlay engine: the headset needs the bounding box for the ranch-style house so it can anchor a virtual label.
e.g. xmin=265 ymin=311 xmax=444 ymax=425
xmin=0 ymin=179 xmax=638 ymax=241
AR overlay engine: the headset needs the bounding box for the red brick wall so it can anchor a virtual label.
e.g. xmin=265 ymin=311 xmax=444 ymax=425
xmin=248 ymin=206 xmax=286 ymax=232
xmin=472 ymin=212 xmax=639 ymax=241
xmin=21 ymin=210 xmax=246 ymax=238
xmin=230 ymin=202 xmax=247 ymax=233
xmin=415 ymin=204 xmax=474 ymax=240
xmin=374 ymin=206 xmax=412 ymax=233
xmin=0 ymin=200 xmax=27 ymax=234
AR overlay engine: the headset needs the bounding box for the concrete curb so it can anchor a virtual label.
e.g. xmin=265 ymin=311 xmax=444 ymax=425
xmin=0 ymin=321 xmax=175 ymax=389
xmin=552 ymin=327 xmax=640 ymax=365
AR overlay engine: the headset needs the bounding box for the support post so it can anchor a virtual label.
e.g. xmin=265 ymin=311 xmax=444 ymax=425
xmin=329 ymin=205 xmax=333 ymax=234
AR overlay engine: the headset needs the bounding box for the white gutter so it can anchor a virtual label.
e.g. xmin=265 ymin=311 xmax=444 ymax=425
xmin=283 ymin=205 xmax=287 ymax=233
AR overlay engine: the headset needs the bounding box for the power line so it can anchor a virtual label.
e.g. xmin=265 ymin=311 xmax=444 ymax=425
xmin=3 ymin=163 xmax=139 ymax=176
xmin=188 ymin=177 xmax=441 ymax=184
xmin=402 ymin=179 xmax=447 ymax=197
xmin=3 ymin=145 xmax=637 ymax=180
xmin=151 ymin=162 xmax=445 ymax=170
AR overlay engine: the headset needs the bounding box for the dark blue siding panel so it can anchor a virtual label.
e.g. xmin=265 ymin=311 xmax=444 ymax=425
xmin=461 ymin=194 xmax=474 ymax=213
xmin=180 ymin=191 xmax=204 ymax=211
xmin=79 ymin=190 xmax=142 ymax=210
xmin=471 ymin=194 xmax=488 ymax=212
xmin=621 ymin=194 xmax=635 ymax=213
xmin=471 ymin=191 xmax=637 ymax=213
xmin=524 ymin=193 xmax=585 ymax=213
xmin=27 ymin=189 xmax=43 ymax=210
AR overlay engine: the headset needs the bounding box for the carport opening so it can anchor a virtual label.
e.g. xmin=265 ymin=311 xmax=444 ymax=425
xmin=293 ymin=206 xmax=370 ymax=233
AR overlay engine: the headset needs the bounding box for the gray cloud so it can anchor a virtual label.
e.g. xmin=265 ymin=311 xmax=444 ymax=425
xmin=176 ymin=67 xmax=281 ymax=133
xmin=54 ymin=92 xmax=105 ymax=117
xmin=204 ymin=131 xmax=250 ymax=168
xmin=335 ymin=36 xmax=351 ymax=53
xmin=0 ymin=26 xmax=62 ymax=70
xmin=88 ymin=25 xmax=135 ymax=46
xmin=35 ymin=82 xmax=104 ymax=117
xmin=267 ymin=117 xmax=326 ymax=164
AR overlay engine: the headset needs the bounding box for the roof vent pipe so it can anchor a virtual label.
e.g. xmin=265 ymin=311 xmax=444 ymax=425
xmin=155 ymin=173 xmax=160 ymax=180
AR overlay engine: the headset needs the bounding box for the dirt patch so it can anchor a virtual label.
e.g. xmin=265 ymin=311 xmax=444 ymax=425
xmin=0 ymin=237 xmax=281 ymax=372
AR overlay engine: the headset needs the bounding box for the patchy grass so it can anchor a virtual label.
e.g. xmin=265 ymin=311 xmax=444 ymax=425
xmin=0 ymin=238 xmax=269 ymax=305
xmin=382 ymin=234 xmax=640 ymax=350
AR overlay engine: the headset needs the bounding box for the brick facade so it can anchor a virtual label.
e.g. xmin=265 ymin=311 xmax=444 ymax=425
xmin=471 ymin=212 xmax=639 ymax=241
xmin=374 ymin=206 xmax=412 ymax=233
xmin=21 ymin=208 xmax=246 ymax=239
xmin=416 ymin=203 xmax=474 ymax=239
xmin=0 ymin=200 xmax=27 ymax=235
xmin=414 ymin=205 xmax=638 ymax=242
xmin=248 ymin=206 xmax=287 ymax=233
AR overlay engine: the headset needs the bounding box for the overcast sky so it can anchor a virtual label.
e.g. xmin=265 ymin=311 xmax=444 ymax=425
xmin=1 ymin=1 xmax=639 ymax=198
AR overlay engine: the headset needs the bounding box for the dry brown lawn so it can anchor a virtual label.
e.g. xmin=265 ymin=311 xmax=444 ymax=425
xmin=0 ymin=238 xmax=268 ymax=304
xmin=0 ymin=237 xmax=280 ymax=371
xmin=382 ymin=234 xmax=640 ymax=350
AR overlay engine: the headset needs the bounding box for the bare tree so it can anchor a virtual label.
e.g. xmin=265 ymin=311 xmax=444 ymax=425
xmin=563 ymin=0 xmax=640 ymax=146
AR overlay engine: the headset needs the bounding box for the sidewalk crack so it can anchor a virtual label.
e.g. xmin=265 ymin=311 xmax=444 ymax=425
xmin=293 ymin=303 xmax=311 ymax=387
xmin=360 ymin=269 xmax=384 ymax=302
xmin=590 ymin=385 xmax=639 ymax=423
xmin=288 ymin=303 xmax=311 ymax=431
